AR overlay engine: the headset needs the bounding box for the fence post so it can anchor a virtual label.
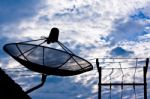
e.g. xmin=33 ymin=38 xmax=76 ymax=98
xmin=144 ymin=58 xmax=149 ymax=99
xmin=96 ymin=59 xmax=101 ymax=99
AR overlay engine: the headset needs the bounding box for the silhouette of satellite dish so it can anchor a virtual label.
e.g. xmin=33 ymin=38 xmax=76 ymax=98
xmin=3 ymin=28 xmax=93 ymax=76
xmin=3 ymin=27 xmax=93 ymax=93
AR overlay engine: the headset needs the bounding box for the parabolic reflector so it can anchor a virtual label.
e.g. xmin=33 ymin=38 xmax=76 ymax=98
xmin=3 ymin=43 xmax=93 ymax=76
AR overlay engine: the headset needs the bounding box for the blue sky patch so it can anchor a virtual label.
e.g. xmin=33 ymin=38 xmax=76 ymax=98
xmin=0 ymin=0 xmax=43 ymax=25
xmin=131 ymin=10 xmax=150 ymax=20
xmin=0 ymin=1 xmax=150 ymax=99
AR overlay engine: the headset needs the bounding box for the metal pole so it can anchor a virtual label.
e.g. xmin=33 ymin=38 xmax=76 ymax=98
xmin=144 ymin=67 xmax=147 ymax=99
xmin=143 ymin=58 xmax=149 ymax=99
xmin=26 ymin=74 xmax=47 ymax=94
xmin=96 ymin=59 xmax=101 ymax=99
xmin=145 ymin=58 xmax=149 ymax=74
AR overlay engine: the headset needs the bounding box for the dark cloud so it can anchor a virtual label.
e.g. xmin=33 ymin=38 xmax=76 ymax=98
xmin=110 ymin=47 xmax=134 ymax=57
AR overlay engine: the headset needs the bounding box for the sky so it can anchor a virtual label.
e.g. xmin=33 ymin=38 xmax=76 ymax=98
xmin=0 ymin=0 xmax=150 ymax=99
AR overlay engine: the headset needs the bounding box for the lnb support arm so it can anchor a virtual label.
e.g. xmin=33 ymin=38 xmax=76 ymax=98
xmin=26 ymin=74 xmax=47 ymax=94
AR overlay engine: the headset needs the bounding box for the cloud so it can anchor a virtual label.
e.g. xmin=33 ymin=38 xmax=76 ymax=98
xmin=106 ymin=18 xmax=150 ymax=45
xmin=110 ymin=47 xmax=134 ymax=57
xmin=1 ymin=0 xmax=150 ymax=99
xmin=140 ymin=3 xmax=150 ymax=18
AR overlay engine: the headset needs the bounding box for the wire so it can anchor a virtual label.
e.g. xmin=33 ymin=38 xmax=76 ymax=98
xmin=133 ymin=58 xmax=138 ymax=83
xmin=57 ymin=41 xmax=74 ymax=54
xmin=108 ymin=69 xmax=114 ymax=99
xmin=57 ymin=41 xmax=85 ymax=69
xmin=16 ymin=44 xmax=29 ymax=61
xmin=17 ymin=40 xmax=46 ymax=58
xmin=109 ymin=69 xmax=114 ymax=99
xmin=120 ymin=85 xmax=124 ymax=99
xmin=98 ymin=58 xmax=144 ymax=99
xmin=133 ymin=58 xmax=138 ymax=99
xmin=102 ymin=68 xmax=114 ymax=82
xmin=18 ymin=38 xmax=46 ymax=43
xmin=86 ymin=57 xmax=148 ymax=61
xmin=110 ymin=75 xmax=112 ymax=99
xmin=43 ymin=47 xmax=45 ymax=66
xmin=119 ymin=62 xmax=124 ymax=99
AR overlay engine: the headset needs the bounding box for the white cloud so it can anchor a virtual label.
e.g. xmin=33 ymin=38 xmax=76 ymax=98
xmin=1 ymin=0 xmax=150 ymax=99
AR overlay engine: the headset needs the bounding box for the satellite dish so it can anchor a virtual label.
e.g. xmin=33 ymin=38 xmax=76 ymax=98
xmin=3 ymin=27 xmax=93 ymax=93
xmin=3 ymin=43 xmax=93 ymax=76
